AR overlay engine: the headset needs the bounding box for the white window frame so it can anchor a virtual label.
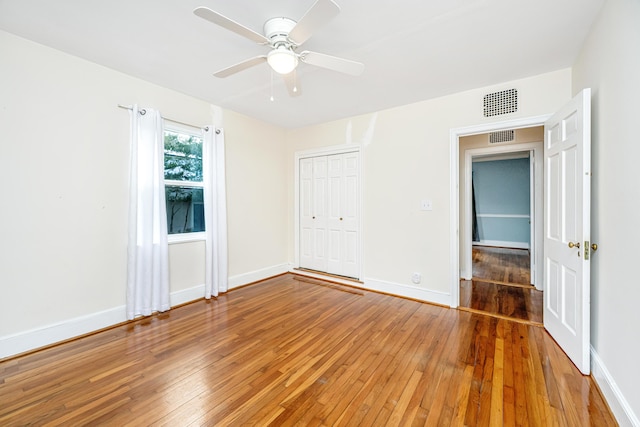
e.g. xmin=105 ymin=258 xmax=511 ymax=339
xmin=164 ymin=122 xmax=206 ymax=244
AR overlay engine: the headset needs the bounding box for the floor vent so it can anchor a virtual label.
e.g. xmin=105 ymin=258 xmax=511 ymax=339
xmin=483 ymin=88 xmax=518 ymax=117
xmin=488 ymin=130 xmax=515 ymax=144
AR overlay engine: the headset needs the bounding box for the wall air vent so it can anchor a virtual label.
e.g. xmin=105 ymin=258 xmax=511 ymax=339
xmin=483 ymin=88 xmax=518 ymax=117
xmin=488 ymin=130 xmax=515 ymax=144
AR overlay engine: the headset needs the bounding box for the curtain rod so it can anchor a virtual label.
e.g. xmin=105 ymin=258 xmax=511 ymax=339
xmin=117 ymin=104 xmax=216 ymax=133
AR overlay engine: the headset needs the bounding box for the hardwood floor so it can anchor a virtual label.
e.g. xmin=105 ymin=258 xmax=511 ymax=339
xmin=472 ymin=246 xmax=531 ymax=286
xmin=459 ymin=246 xmax=543 ymax=325
xmin=0 ymin=274 xmax=615 ymax=426
xmin=459 ymin=280 xmax=543 ymax=325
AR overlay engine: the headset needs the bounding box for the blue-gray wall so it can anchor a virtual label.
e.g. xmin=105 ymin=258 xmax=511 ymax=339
xmin=473 ymin=157 xmax=530 ymax=247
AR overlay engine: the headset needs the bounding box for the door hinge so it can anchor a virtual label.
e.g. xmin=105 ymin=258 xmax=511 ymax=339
xmin=584 ymin=241 xmax=590 ymax=260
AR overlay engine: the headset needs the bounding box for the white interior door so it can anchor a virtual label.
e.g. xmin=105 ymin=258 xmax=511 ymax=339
xmin=543 ymin=88 xmax=591 ymax=375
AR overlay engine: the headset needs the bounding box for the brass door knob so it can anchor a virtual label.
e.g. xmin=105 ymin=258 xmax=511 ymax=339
xmin=568 ymin=241 xmax=580 ymax=249
xmin=340 ymin=217 xmax=343 ymax=221
xmin=591 ymin=243 xmax=598 ymax=252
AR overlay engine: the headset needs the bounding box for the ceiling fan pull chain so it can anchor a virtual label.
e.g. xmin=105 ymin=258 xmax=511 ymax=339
xmin=270 ymin=69 xmax=275 ymax=102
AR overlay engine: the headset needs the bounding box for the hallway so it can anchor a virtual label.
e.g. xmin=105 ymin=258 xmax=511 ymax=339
xmin=459 ymin=246 xmax=542 ymax=325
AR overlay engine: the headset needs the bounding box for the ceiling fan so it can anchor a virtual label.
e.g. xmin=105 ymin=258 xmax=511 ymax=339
xmin=193 ymin=0 xmax=364 ymax=96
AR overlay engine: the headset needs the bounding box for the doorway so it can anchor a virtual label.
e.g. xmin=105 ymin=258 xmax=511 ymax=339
xmin=459 ymin=131 xmax=543 ymax=288
xmin=451 ymin=116 xmax=547 ymax=323
xmin=452 ymin=122 xmax=546 ymax=324
xmin=450 ymin=91 xmax=592 ymax=373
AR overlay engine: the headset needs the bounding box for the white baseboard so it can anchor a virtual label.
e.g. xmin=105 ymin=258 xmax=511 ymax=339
xmin=0 ymin=264 xmax=291 ymax=360
xmin=228 ymin=263 xmax=291 ymax=289
xmin=288 ymin=270 xmax=451 ymax=306
xmin=363 ymin=278 xmax=451 ymax=306
xmin=1 ymin=283 xmax=207 ymax=360
xmin=473 ymin=240 xmax=530 ymax=249
xmin=170 ymin=283 xmax=206 ymax=306
xmin=0 ymin=305 xmax=127 ymax=360
xmin=591 ymin=346 xmax=639 ymax=427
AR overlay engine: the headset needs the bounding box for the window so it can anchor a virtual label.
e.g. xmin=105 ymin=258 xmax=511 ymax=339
xmin=164 ymin=125 xmax=205 ymax=241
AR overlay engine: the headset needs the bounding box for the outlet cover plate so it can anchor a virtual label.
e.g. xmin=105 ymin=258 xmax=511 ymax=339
xmin=420 ymin=200 xmax=432 ymax=211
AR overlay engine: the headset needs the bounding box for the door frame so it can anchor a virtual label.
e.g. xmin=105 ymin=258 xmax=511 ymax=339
xmin=462 ymin=142 xmax=543 ymax=289
xmin=294 ymin=144 xmax=363 ymax=279
xmin=449 ymin=114 xmax=551 ymax=307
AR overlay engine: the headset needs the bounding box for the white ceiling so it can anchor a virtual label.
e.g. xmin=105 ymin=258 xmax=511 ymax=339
xmin=0 ymin=0 xmax=605 ymax=128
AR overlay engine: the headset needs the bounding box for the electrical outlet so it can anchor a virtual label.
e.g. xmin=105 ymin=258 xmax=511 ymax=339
xmin=420 ymin=199 xmax=432 ymax=211
xmin=411 ymin=272 xmax=422 ymax=284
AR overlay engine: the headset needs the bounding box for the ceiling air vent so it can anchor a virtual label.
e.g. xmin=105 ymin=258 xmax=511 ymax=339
xmin=483 ymin=88 xmax=518 ymax=117
xmin=488 ymin=130 xmax=515 ymax=144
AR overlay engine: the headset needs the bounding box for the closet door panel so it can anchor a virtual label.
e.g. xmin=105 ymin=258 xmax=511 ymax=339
xmin=327 ymin=154 xmax=343 ymax=275
xmin=312 ymin=157 xmax=328 ymax=272
xmin=299 ymin=158 xmax=314 ymax=269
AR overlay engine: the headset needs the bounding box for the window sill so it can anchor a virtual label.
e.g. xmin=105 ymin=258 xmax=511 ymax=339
xmin=168 ymin=232 xmax=206 ymax=244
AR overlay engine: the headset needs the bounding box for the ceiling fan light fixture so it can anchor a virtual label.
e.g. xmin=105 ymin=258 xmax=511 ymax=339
xmin=267 ymin=46 xmax=298 ymax=75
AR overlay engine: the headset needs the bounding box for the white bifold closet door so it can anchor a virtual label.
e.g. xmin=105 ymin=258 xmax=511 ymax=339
xmin=299 ymin=152 xmax=359 ymax=279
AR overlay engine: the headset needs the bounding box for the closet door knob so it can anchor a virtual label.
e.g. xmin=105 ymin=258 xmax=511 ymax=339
xmin=568 ymin=241 xmax=580 ymax=249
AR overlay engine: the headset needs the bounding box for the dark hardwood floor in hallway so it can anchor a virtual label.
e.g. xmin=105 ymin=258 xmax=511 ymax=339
xmin=0 ymin=273 xmax=615 ymax=426
xmin=472 ymin=246 xmax=531 ymax=286
xmin=460 ymin=246 xmax=543 ymax=325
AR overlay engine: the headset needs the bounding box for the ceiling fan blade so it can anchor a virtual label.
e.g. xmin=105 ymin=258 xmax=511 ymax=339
xmin=288 ymin=0 xmax=340 ymax=46
xmin=214 ymin=56 xmax=267 ymax=78
xmin=194 ymin=7 xmax=269 ymax=45
xmin=283 ymin=72 xmax=302 ymax=97
xmin=300 ymin=51 xmax=364 ymax=76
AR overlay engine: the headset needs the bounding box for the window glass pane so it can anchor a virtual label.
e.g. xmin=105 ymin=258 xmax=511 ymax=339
xmin=164 ymin=130 xmax=203 ymax=182
xmin=165 ymin=186 xmax=205 ymax=234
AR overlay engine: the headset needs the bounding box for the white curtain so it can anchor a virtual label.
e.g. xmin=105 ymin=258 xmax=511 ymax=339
xmin=126 ymin=105 xmax=170 ymax=320
xmin=203 ymin=127 xmax=228 ymax=298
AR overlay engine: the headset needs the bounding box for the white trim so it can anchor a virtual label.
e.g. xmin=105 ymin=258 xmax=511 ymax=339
xmin=0 ymin=305 xmax=127 ymax=359
xmin=473 ymin=152 xmax=530 ymax=162
xmin=1 ymin=283 xmax=207 ymax=360
xmin=463 ymin=141 xmax=543 ymax=284
xmin=473 ymin=240 xmax=530 ymax=250
xmin=476 ymin=213 xmax=530 ymax=219
xmin=164 ymin=179 xmax=204 ymax=188
xmin=450 ymin=114 xmax=551 ymax=307
xmin=292 ymin=269 xmax=362 ymax=287
xmin=228 ymin=263 xmax=291 ymax=289
xmin=168 ymin=231 xmax=206 ymax=244
xmin=364 ymin=278 xmax=451 ymax=306
xmin=0 ymin=263 xmax=292 ymax=359
xmin=295 ymin=143 xmax=361 ymax=159
xmin=294 ymin=144 xmax=363 ymax=280
xmin=450 ymin=136 xmax=460 ymax=307
xmin=170 ymin=283 xmax=206 ymax=306
xmin=291 ymin=270 xmax=451 ymax=306
xmin=591 ymin=346 xmax=640 ymax=427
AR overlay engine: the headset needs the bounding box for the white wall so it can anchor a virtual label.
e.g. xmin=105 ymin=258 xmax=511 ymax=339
xmin=0 ymin=31 xmax=288 ymax=357
xmin=223 ymin=109 xmax=289 ymax=284
xmin=572 ymin=0 xmax=640 ymax=424
xmin=286 ymin=69 xmax=571 ymax=303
